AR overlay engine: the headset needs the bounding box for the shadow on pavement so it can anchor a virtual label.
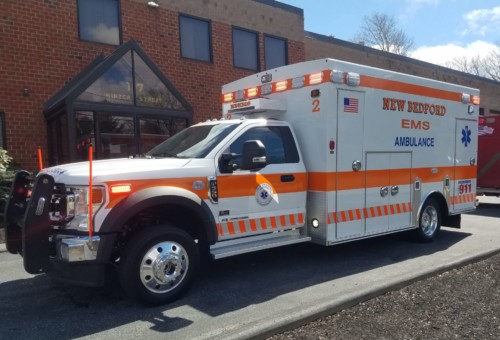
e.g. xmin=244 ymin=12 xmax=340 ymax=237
xmin=0 ymin=229 xmax=470 ymax=338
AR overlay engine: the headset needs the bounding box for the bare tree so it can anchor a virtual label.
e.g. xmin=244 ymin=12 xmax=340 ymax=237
xmin=446 ymin=56 xmax=483 ymax=76
xmin=354 ymin=13 xmax=414 ymax=56
xmin=483 ymin=44 xmax=500 ymax=81
xmin=446 ymin=42 xmax=500 ymax=81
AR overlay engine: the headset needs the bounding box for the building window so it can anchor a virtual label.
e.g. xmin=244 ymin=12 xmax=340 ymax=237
xmin=264 ymin=35 xmax=287 ymax=70
xmin=179 ymin=15 xmax=211 ymax=62
xmin=77 ymin=0 xmax=120 ymax=45
xmin=233 ymin=28 xmax=259 ymax=71
xmin=99 ymin=114 xmax=135 ymax=159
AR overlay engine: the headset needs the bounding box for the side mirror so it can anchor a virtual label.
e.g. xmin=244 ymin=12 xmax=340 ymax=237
xmin=242 ymin=140 xmax=266 ymax=170
xmin=219 ymin=153 xmax=238 ymax=174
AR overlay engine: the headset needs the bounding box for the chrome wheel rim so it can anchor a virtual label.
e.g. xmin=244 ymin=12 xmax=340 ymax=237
xmin=139 ymin=241 xmax=189 ymax=294
xmin=421 ymin=205 xmax=438 ymax=236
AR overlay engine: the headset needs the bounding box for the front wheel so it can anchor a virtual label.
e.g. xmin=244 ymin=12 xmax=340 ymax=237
xmin=414 ymin=198 xmax=441 ymax=242
xmin=118 ymin=225 xmax=199 ymax=306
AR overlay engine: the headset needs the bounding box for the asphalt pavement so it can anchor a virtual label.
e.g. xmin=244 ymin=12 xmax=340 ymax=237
xmin=0 ymin=196 xmax=499 ymax=339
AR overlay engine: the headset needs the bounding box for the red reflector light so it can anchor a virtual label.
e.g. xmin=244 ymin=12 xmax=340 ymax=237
xmin=246 ymin=87 xmax=258 ymax=98
xmin=275 ymin=80 xmax=288 ymax=92
xmin=308 ymin=72 xmax=323 ymax=85
xmin=223 ymin=93 xmax=234 ymax=103
xmin=111 ymin=185 xmax=132 ymax=194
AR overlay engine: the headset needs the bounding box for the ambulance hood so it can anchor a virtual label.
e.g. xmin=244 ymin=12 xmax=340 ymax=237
xmin=41 ymin=157 xmax=195 ymax=185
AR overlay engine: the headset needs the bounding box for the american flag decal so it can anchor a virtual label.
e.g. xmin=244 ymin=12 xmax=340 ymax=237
xmin=344 ymin=97 xmax=359 ymax=113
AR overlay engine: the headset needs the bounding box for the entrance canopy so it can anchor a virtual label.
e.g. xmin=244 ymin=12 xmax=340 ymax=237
xmin=44 ymin=40 xmax=192 ymax=164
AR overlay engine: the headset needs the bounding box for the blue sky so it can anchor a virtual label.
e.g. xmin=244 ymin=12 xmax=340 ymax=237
xmin=278 ymin=0 xmax=499 ymax=66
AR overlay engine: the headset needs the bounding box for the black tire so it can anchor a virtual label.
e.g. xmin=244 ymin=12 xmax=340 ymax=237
xmin=118 ymin=225 xmax=199 ymax=306
xmin=413 ymin=198 xmax=441 ymax=242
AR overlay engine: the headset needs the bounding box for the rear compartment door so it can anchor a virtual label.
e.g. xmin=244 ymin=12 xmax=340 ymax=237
xmin=365 ymin=152 xmax=412 ymax=234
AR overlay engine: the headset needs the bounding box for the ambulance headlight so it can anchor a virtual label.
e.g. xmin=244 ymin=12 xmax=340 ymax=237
xmin=66 ymin=186 xmax=104 ymax=231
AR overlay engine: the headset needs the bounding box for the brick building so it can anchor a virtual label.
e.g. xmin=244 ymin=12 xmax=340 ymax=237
xmin=1 ymin=0 xmax=499 ymax=169
xmin=0 ymin=0 xmax=304 ymax=168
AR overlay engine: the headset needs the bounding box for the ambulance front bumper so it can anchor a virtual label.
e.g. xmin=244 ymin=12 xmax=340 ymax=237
xmin=4 ymin=171 xmax=114 ymax=287
xmin=54 ymin=235 xmax=101 ymax=262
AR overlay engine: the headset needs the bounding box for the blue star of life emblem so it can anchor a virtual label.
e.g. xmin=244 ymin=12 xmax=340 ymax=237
xmin=461 ymin=126 xmax=471 ymax=147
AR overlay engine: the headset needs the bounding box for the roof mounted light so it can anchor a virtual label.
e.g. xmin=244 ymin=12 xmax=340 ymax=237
xmin=261 ymin=83 xmax=272 ymax=95
xmin=292 ymin=76 xmax=305 ymax=89
xmin=461 ymin=93 xmax=470 ymax=104
xmin=346 ymin=72 xmax=360 ymax=87
xmin=246 ymin=87 xmax=258 ymax=98
xmin=235 ymin=90 xmax=245 ymax=101
xmin=330 ymin=70 xmax=344 ymax=84
xmin=308 ymin=72 xmax=323 ymax=85
xmin=223 ymin=92 xmax=234 ymax=103
xmin=275 ymin=80 xmax=288 ymax=92
xmin=472 ymin=95 xmax=480 ymax=105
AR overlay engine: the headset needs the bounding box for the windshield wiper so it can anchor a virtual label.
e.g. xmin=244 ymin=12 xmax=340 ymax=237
xmin=149 ymin=152 xmax=178 ymax=158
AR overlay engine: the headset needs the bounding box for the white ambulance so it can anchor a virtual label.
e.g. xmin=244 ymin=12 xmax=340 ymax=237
xmin=5 ymin=58 xmax=479 ymax=306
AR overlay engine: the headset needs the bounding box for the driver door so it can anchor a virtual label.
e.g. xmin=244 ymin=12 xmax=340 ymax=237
xmin=215 ymin=122 xmax=307 ymax=240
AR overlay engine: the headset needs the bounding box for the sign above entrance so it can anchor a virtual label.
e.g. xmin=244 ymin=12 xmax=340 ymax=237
xmin=77 ymin=50 xmax=185 ymax=110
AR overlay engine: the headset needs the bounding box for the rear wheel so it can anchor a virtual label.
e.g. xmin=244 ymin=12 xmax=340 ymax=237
xmin=414 ymin=198 xmax=441 ymax=242
xmin=118 ymin=225 xmax=199 ymax=306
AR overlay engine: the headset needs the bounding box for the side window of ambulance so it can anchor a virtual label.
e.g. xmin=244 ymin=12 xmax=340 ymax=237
xmin=227 ymin=126 xmax=299 ymax=168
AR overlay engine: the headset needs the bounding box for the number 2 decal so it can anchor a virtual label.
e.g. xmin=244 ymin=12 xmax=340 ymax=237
xmin=312 ymin=99 xmax=320 ymax=112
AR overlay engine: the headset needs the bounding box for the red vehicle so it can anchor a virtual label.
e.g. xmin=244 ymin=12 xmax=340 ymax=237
xmin=477 ymin=115 xmax=500 ymax=196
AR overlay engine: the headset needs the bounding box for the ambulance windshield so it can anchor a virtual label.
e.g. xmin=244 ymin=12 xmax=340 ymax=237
xmin=146 ymin=122 xmax=239 ymax=158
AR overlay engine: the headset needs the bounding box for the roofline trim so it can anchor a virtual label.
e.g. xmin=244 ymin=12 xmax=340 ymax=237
xmin=304 ymin=30 xmax=500 ymax=86
xmin=252 ymin=0 xmax=303 ymax=16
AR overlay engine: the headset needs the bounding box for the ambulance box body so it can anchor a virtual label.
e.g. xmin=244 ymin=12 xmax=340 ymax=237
xmin=222 ymin=58 xmax=479 ymax=244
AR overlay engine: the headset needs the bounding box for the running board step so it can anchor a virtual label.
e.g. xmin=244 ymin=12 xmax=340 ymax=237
xmin=210 ymin=231 xmax=311 ymax=259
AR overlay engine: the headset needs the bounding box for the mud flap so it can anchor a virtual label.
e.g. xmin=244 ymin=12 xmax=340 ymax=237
xmin=22 ymin=174 xmax=54 ymax=274
xmin=443 ymin=213 xmax=461 ymax=229
xmin=4 ymin=171 xmax=31 ymax=254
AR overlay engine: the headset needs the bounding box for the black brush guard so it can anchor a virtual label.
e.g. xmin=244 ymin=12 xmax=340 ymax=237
xmin=4 ymin=171 xmax=54 ymax=274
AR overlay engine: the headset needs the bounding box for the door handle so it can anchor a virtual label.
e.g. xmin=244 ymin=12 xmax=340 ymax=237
xmin=281 ymin=174 xmax=295 ymax=182
xmin=380 ymin=186 xmax=389 ymax=197
xmin=391 ymin=186 xmax=399 ymax=196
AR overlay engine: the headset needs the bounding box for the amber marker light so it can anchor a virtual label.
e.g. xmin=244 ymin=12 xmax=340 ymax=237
xmin=308 ymin=72 xmax=323 ymax=85
xmin=111 ymin=184 xmax=132 ymax=194
xmin=223 ymin=92 xmax=234 ymax=103
xmin=246 ymin=87 xmax=258 ymax=98
xmin=275 ymin=80 xmax=288 ymax=92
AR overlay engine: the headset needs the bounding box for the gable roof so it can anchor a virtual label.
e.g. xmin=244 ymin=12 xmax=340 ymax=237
xmin=44 ymin=40 xmax=192 ymax=117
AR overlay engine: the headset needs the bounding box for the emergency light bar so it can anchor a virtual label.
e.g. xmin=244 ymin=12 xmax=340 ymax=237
xmin=222 ymin=69 xmax=359 ymax=103
xmin=223 ymin=98 xmax=286 ymax=116
xmin=222 ymin=69 xmax=480 ymax=107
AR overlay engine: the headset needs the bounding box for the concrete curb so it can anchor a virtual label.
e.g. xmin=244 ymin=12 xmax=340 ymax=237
xmin=0 ymin=228 xmax=5 ymax=253
xmin=219 ymin=248 xmax=500 ymax=340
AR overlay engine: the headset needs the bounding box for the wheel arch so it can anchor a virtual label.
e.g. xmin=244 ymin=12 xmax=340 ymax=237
xmin=97 ymin=186 xmax=217 ymax=262
xmin=417 ymin=191 xmax=448 ymax=226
